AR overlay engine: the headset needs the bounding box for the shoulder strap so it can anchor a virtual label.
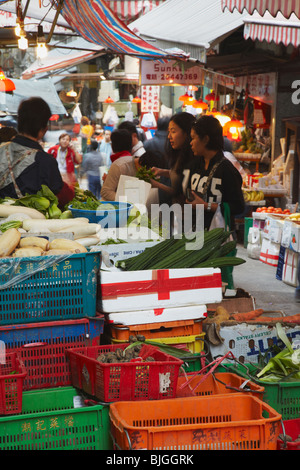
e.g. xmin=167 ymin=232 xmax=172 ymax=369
xmin=201 ymin=156 xmax=226 ymax=197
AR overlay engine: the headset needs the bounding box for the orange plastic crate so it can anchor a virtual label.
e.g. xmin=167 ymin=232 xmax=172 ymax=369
xmin=0 ymin=353 xmax=27 ymax=415
xmin=176 ymin=372 xmax=265 ymax=399
xmin=109 ymin=394 xmax=282 ymax=450
xmin=67 ymin=344 xmax=183 ymax=402
xmin=109 ymin=319 xmax=203 ymax=341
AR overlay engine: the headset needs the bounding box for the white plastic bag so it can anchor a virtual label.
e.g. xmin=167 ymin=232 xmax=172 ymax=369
xmin=209 ymin=205 xmax=225 ymax=230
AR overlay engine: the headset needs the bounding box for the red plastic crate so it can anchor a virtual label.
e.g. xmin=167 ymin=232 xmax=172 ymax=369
xmin=277 ymin=419 xmax=300 ymax=450
xmin=67 ymin=344 xmax=183 ymax=402
xmin=0 ymin=317 xmax=104 ymax=391
xmin=0 ymin=353 xmax=27 ymax=415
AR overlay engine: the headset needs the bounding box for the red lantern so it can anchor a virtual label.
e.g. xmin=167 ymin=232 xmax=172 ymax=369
xmin=205 ymin=91 xmax=219 ymax=102
xmin=105 ymin=96 xmax=114 ymax=103
xmin=132 ymin=96 xmax=141 ymax=103
xmin=223 ymin=118 xmax=243 ymax=141
xmin=49 ymin=114 xmax=59 ymax=121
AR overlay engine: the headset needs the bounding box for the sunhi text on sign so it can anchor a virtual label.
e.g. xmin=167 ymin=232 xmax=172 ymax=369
xmin=140 ymin=60 xmax=203 ymax=86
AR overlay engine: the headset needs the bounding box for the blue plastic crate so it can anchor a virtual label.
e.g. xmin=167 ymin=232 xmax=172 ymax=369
xmin=0 ymin=251 xmax=100 ymax=325
xmin=0 ymin=316 xmax=104 ymax=349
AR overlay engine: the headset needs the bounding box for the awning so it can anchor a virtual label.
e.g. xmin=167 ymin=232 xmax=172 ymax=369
xmin=0 ymin=78 xmax=67 ymax=115
xmin=221 ymin=0 xmax=300 ymax=19
xmin=129 ymin=0 xmax=250 ymax=62
xmin=243 ymin=11 xmax=300 ymax=47
xmin=22 ymin=37 xmax=105 ymax=79
xmin=105 ymin=0 xmax=166 ymax=24
xmin=51 ymin=0 xmax=186 ymax=60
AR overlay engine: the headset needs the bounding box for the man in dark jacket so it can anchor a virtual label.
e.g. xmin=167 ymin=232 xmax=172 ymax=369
xmin=0 ymin=97 xmax=74 ymax=209
xmin=143 ymin=117 xmax=169 ymax=162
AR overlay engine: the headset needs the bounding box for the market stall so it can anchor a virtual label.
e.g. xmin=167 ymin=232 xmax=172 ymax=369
xmin=0 ymin=182 xmax=299 ymax=451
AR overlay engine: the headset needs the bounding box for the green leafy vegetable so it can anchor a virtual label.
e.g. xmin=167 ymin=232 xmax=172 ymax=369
xmin=0 ymin=220 xmax=22 ymax=232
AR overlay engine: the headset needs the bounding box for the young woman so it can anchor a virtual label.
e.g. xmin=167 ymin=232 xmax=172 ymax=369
xmin=150 ymin=111 xmax=195 ymax=203
xmin=48 ymin=132 xmax=82 ymax=187
xmin=185 ymin=114 xmax=245 ymax=230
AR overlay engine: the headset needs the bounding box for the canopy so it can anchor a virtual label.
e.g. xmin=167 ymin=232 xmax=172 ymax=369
xmin=0 ymin=78 xmax=67 ymax=115
xmin=243 ymin=11 xmax=300 ymax=47
xmin=105 ymin=0 xmax=166 ymax=24
xmin=130 ymin=0 xmax=249 ymax=61
xmin=22 ymin=37 xmax=105 ymax=79
xmin=51 ymin=0 xmax=186 ymax=60
xmin=221 ymin=0 xmax=300 ymax=19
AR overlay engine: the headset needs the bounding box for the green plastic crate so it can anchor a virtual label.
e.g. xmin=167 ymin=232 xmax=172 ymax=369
xmin=0 ymin=251 xmax=100 ymax=325
xmin=0 ymin=387 xmax=112 ymax=450
xmin=217 ymin=362 xmax=300 ymax=420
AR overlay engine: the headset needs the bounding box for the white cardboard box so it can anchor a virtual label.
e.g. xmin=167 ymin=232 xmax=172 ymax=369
xmin=100 ymin=268 xmax=222 ymax=312
xmin=263 ymin=215 xmax=284 ymax=243
xmin=282 ymin=248 xmax=299 ymax=287
xmin=106 ymin=304 xmax=207 ymax=326
xmin=208 ymin=323 xmax=300 ymax=363
xmin=259 ymin=238 xmax=280 ymax=266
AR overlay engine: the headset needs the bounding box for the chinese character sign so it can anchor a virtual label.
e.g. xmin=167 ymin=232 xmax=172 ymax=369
xmin=141 ymin=86 xmax=160 ymax=113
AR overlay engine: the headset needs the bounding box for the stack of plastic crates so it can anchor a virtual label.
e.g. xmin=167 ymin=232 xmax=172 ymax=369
xmin=109 ymin=319 xmax=206 ymax=372
xmin=0 ymin=249 xmax=112 ymax=450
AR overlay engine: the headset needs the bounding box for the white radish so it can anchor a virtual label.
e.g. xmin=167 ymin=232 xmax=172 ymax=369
xmin=57 ymin=223 xmax=101 ymax=239
xmin=0 ymin=228 xmax=21 ymax=257
xmin=49 ymin=238 xmax=88 ymax=253
xmin=75 ymin=236 xmax=100 ymax=247
xmin=0 ymin=204 xmax=45 ymax=219
xmin=22 ymin=218 xmax=89 ymax=232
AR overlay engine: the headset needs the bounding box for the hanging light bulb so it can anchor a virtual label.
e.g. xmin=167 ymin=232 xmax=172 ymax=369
xmin=18 ymin=33 xmax=28 ymax=50
xmin=15 ymin=19 xmax=22 ymax=37
xmin=36 ymin=25 xmax=47 ymax=59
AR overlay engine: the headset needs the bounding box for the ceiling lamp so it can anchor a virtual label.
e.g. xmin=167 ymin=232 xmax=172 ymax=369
xmin=223 ymin=118 xmax=243 ymax=141
xmin=49 ymin=114 xmax=59 ymax=121
xmin=192 ymin=99 xmax=208 ymax=110
xmin=18 ymin=32 xmax=28 ymax=50
xmin=213 ymin=112 xmax=231 ymax=127
xmin=188 ymin=85 xmax=198 ymax=92
xmin=66 ymin=89 xmax=77 ymax=98
xmin=179 ymin=92 xmax=190 ymax=102
xmin=0 ymin=69 xmax=15 ymax=93
xmin=132 ymin=96 xmax=141 ymax=103
xmin=105 ymin=96 xmax=114 ymax=103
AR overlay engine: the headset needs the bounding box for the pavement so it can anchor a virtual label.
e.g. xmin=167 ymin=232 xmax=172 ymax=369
xmin=233 ymin=244 xmax=299 ymax=316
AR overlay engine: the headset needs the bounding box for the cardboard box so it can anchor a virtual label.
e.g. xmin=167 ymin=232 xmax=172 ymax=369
xmin=259 ymin=238 xmax=280 ymax=266
xmin=100 ymin=268 xmax=222 ymax=312
xmin=282 ymin=248 xmax=299 ymax=287
xmin=263 ymin=215 xmax=284 ymax=243
xmin=105 ymin=304 xmax=207 ymax=326
xmin=281 ymin=219 xmax=300 ymax=253
xmin=208 ymin=323 xmax=300 ymax=363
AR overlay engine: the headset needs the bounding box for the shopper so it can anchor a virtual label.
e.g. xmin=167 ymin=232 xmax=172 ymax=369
xmin=185 ymin=114 xmax=245 ymax=230
xmin=0 ymin=97 xmax=74 ymax=208
xmin=150 ymin=112 xmax=195 ymax=204
xmin=118 ymin=120 xmax=146 ymax=158
xmin=101 ymin=147 xmax=160 ymax=202
xmin=80 ymin=139 xmax=104 ymax=199
xmin=143 ymin=117 xmax=170 ymax=161
xmin=80 ymin=116 xmax=94 ymax=154
xmin=0 ymin=126 xmax=18 ymax=143
xmin=48 ymin=132 xmax=82 ymax=187
xmin=99 ymin=129 xmax=112 ymax=167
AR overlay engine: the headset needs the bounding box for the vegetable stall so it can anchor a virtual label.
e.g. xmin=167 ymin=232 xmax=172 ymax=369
xmin=0 ymin=185 xmax=299 ymax=451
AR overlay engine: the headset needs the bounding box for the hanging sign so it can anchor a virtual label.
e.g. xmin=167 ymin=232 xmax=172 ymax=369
xmin=140 ymin=60 xmax=203 ymax=86
xmin=141 ymin=85 xmax=160 ymax=113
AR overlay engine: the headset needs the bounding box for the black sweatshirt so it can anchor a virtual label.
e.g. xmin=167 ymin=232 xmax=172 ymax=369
xmin=183 ymin=150 xmax=245 ymax=229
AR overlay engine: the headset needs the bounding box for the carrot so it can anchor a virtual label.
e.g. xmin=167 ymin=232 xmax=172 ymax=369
xmin=246 ymin=314 xmax=300 ymax=324
xmin=230 ymin=309 xmax=264 ymax=322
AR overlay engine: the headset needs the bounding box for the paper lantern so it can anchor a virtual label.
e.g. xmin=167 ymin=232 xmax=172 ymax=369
xmin=223 ymin=118 xmax=243 ymax=141
xmin=0 ymin=70 xmax=15 ymax=93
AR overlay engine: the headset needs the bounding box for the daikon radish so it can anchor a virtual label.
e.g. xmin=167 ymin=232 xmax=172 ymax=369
xmin=49 ymin=238 xmax=88 ymax=253
xmin=43 ymin=249 xmax=74 ymax=256
xmin=13 ymin=246 xmax=44 ymax=257
xmin=76 ymin=236 xmax=100 ymax=247
xmin=0 ymin=228 xmax=21 ymax=257
xmin=22 ymin=217 xmax=89 ymax=232
xmin=57 ymin=223 xmax=101 ymax=238
xmin=19 ymin=236 xmax=49 ymax=251
xmin=0 ymin=204 xmax=45 ymax=219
